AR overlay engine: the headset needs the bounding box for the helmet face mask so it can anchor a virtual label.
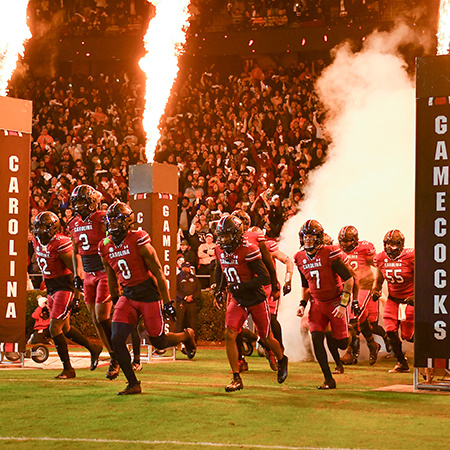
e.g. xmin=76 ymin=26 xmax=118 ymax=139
xmin=33 ymin=212 xmax=60 ymax=246
xmin=383 ymin=229 xmax=404 ymax=259
xmin=70 ymin=185 xmax=101 ymax=219
xmin=299 ymin=219 xmax=324 ymax=255
xmin=104 ymin=202 xmax=134 ymax=245
xmin=338 ymin=225 xmax=358 ymax=253
xmin=216 ymin=215 xmax=244 ymax=254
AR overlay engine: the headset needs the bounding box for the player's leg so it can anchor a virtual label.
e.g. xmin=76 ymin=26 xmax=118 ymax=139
xmin=224 ymin=299 xmax=247 ymax=391
xmin=325 ymin=330 xmax=344 ymax=374
xmin=311 ymin=331 xmax=335 ymax=389
xmin=251 ymin=302 xmax=288 ymax=384
xmin=359 ymin=317 xmax=381 ymax=365
xmin=131 ymin=325 xmax=142 ymax=371
xmin=384 ymin=300 xmax=409 ymax=372
xmin=142 ymin=301 xmax=196 ymax=358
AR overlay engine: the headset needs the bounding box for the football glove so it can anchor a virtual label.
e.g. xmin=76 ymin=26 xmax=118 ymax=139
xmin=352 ymin=298 xmax=361 ymax=318
xmin=283 ymin=280 xmax=292 ymax=296
xmin=163 ymin=301 xmax=177 ymax=321
xmin=372 ymin=290 xmax=381 ymax=302
xmin=228 ymin=282 xmax=240 ymax=294
xmin=71 ymin=297 xmax=81 ymax=314
xmin=214 ymin=290 xmax=226 ymax=309
xmin=73 ymin=275 xmax=84 ymax=292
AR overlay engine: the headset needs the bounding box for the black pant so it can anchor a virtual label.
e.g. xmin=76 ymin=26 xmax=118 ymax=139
xmin=175 ymin=300 xmax=198 ymax=334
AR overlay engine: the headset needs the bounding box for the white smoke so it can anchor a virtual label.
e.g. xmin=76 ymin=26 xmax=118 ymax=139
xmin=278 ymin=23 xmax=421 ymax=361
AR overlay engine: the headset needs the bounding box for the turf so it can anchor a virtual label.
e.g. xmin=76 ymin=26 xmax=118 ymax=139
xmin=0 ymin=349 xmax=449 ymax=450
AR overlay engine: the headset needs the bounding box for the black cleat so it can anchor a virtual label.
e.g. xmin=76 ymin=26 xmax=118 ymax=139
xmin=117 ymin=381 xmax=141 ymax=395
xmin=90 ymin=344 xmax=103 ymax=371
xmin=318 ymin=378 xmax=336 ymax=390
xmin=54 ymin=368 xmax=76 ymax=379
xmin=332 ymin=364 xmax=344 ymax=375
xmin=183 ymin=328 xmax=197 ymax=359
xmin=277 ymin=355 xmax=288 ymax=384
xmin=368 ymin=342 xmax=381 ymax=366
xmin=225 ymin=377 xmax=243 ymax=392
xmin=389 ymin=360 xmax=410 ymax=373
xmin=106 ymin=360 xmax=120 ymax=380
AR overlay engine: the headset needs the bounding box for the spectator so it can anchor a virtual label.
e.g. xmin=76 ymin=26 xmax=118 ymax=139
xmin=197 ymin=232 xmax=216 ymax=288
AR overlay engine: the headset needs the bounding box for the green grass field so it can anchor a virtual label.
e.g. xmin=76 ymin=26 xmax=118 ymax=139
xmin=0 ymin=348 xmax=449 ymax=450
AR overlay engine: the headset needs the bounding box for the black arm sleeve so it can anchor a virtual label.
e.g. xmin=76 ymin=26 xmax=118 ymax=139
xmin=259 ymin=242 xmax=278 ymax=287
xmin=214 ymin=260 xmax=226 ymax=291
xmin=299 ymin=269 xmax=309 ymax=288
xmin=331 ymin=258 xmax=352 ymax=281
xmin=241 ymin=258 xmax=271 ymax=290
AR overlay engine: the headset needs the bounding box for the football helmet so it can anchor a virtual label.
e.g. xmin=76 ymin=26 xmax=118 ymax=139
xmin=33 ymin=211 xmax=61 ymax=246
xmin=104 ymin=202 xmax=134 ymax=244
xmin=338 ymin=225 xmax=359 ymax=253
xmin=299 ymin=219 xmax=324 ymax=254
xmin=70 ymin=184 xmax=102 ymax=219
xmin=383 ymin=229 xmax=405 ymax=260
xmin=232 ymin=209 xmax=251 ymax=232
xmin=216 ymin=214 xmax=244 ymax=254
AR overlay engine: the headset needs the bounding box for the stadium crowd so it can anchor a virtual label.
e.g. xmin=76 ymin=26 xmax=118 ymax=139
xmin=12 ymin=53 xmax=330 ymax=286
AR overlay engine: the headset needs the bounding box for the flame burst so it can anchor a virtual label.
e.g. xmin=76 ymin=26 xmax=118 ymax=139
xmin=140 ymin=0 xmax=191 ymax=162
xmin=0 ymin=0 xmax=31 ymax=96
xmin=437 ymin=0 xmax=450 ymax=55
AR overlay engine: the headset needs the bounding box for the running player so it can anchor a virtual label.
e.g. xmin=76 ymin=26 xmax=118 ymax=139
xmin=68 ymin=184 xmax=119 ymax=379
xmin=99 ymin=202 xmax=197 ymax=395
xmin=32 ymin=211 xmax=102 ymax=379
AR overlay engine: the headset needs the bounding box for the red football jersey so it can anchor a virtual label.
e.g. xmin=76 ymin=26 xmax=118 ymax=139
xmin=244 ymin=229 xmax=265 ymax=246
xmin=373 ymin=248 xmax=414 ymax=299
xmin=294 ymin=245 xmax=347 ymax=302
xmin=342 ymin=240 xmax=376 ymax=288
xmin=215 ymin=241 xmax=266 ymax=306
xmin=33 ymin=234 xmax=72 ymax=280
xmin=98 ymin=229 xmax=153 ymax=287
xmin=68 ymin=211 xmax=106 ymax=272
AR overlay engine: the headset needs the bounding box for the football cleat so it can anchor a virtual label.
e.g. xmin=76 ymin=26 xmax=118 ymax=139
xmin=265 ymin=349 xmax=278 ymax=371
xmin=132 ymin=361 xmax=143 ymax=371
xmin=389 ymin=361 xmax=410 ymax=373
xmin=238 ymin=358 xmax=249 ymax=372
xmin=318 ymin=378 xmax=336 ymax=390
xmin=368 ymin=342 xmax=381 ymax=366
xmin=106 ymin=360 xmax=120 ymax=380
xmin=54 ymin=368 xmax=76 ymax=379
xmin=332 ymin=364 xmax=344 ymax=375
xmin=225 ymin=377 xmax=243 ymax=392
xmin=90 ymin=344 xmax=103 ymax=371
xmin=117 ymin=381 xmax=142 ymax=395
xmin=183 ymin=328 xmax=197 ymax=359
xmin=277 ymin=355 xmax=288 ymax=384
xmin=340 ymin=349 xmax=357 ymax=365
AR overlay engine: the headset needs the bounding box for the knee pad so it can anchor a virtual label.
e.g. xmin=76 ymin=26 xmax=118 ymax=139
xmin=150 ymin=334 xmax=169 ymax=350
xmin=336 ymin=337 xmax=349 ymax=350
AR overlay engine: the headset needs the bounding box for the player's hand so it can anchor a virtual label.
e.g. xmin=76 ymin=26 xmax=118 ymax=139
xmin=73 ymin=275 xmax=84 ymax=292
xmin=297 ymin=305 xmax=305 ymax=317
xmin=352 ymin=299 xmax=361 ymax=318
xmin=163 ymin=301 xmax=177 ymax=322
xmin=71 ymin=297 xmax=81 ymax=314
xmin=371 ymin=290 xmax=381 ymax=302
xmin=213 ymin=290 xmax=226 ymax=309
xmin=332 ymin=305 xmax=346 ymax=319
xmin=405 ymin=295 xmax=414 ymax=306
xmin=283 ymin=280 xmax=292 ymax=296
xmin=228 ymin=282 xmax=240 ymax=294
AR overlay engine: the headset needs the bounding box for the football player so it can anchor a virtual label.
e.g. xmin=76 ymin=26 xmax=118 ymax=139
xmin=99 ymin=202 xmax=197 ymax=395
xmin=68 ymin=184 xmax=120 ymax=379
xmin=295 ymin=220 xmax=355 ymax=389
xmin=372 ymin=229 xmax=414 ymax=373
xmin=231 ymin=210 xmax=281 ymax=372
xmin=214 ymin=215 xmax=288 ymax=392
xmin=338 ymin=226 xmax=381 ymax=366
xmin=32 ymin=211 xmax=102 ymax=379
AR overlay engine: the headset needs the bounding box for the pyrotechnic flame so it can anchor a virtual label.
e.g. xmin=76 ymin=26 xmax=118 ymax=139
xmin=437 ymin=0 xmax=450 ymax=55
xmin=0 ymin=0 xmax=31 ymax=96
xmin=139 ymin=0 xmax=191 ymax=162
